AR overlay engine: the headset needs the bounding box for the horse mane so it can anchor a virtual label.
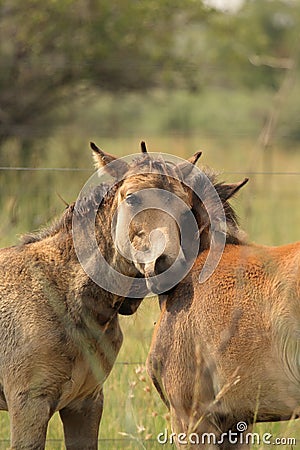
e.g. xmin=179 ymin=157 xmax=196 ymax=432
xmin=214 ymin=181 xmax=246 ymax=245
xmin=189 ymin=166 xmax=246 ymax=247
xmin=20 ymin=183 xmax=114 ymax=245
xmin=20 ymin=207 xmax=73 ymax=245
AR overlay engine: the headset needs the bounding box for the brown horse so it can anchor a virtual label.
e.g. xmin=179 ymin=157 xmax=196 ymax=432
xmin=0 ymin=143 xmax=198 ymax=449
xmin=147 ymin=163 xmax=300 ymax=449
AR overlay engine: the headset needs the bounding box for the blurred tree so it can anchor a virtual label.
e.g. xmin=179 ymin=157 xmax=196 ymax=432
xmin=202 ymin=0 xmax=300 ymax=89
xmin=0 ymin=0 xmax=208 ymax=162
xmin=1 ymin=0 xmax=299 ymax=163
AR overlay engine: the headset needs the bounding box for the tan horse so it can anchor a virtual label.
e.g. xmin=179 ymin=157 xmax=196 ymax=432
xmin=147 ymin=163 xmax=300 ymax=449
xmin=0 ymin=143 xmax=197 ymax=450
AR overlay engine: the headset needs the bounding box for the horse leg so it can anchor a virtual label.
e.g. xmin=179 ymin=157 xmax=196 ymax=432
xmin=8 ymin=391 xmax=53 ymax=450
xmin=59 ymin=389 xmax=103 ymax=450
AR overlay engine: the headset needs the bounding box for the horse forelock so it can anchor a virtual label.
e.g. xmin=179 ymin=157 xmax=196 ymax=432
xmin=127 ymin=153 xmax=178 ymax=179
xmin=123 ymin=155 xmax=187 ymax=198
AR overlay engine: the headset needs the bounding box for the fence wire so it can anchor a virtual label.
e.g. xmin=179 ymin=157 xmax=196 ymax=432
xmin=0 ymin=165 xmax=299 ymax=448
xmin=1 ymin=166 xmax=300 ymax=175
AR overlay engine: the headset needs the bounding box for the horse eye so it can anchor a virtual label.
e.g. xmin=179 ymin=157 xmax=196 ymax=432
xmin=125 ymin=193 xmax=141 ymax=206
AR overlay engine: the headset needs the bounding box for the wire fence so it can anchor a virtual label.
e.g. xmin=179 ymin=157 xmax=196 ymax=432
xmin=1 ymin=166 xmax=300 ymax=175
xmin=0 ymin=164 xmax=299 ymax=448
xmin=0 ymin=166 xmax=93 ymax=172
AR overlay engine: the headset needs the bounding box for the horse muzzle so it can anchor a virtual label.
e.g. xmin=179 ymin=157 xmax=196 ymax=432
xmin=144 ymin=250 xmax=187 ymax=294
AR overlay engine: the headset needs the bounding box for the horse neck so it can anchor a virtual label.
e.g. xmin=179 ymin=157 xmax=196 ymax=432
xmin=199 ymin=223 xmax=245 ymax=253
xmin=24 ymin=228 xmax=123 ymax=333
xmin=41 ymin=204 xmax=138 ymax=303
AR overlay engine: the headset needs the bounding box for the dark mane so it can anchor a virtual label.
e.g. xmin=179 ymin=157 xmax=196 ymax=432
xmin=73 ymin=183 xmax=116 ymax=217
xmin=20 ymin=183 xmax=114 ymax=245
xmin=20 ymin=207 xmax=74 ymax=245
xmin=188 ymin=167 xmax=246 ymax=246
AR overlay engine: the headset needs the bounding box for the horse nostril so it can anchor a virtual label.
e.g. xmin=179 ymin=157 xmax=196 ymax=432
xmin=154 ymin=255 xmax=168 ymax=275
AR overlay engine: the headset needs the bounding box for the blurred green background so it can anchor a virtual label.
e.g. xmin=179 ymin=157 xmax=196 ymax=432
xmin=0 ymin=0 xmax=299 ymax=448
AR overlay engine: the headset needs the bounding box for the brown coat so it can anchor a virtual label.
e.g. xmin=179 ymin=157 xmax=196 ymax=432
xmin=147 ymin=171 xmax=300 ymax=449
xmin=0 ymin=144 xmax=192 ymax=450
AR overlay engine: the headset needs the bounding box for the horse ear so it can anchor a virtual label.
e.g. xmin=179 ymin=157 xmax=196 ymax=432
xmin=187 ymin=151 xmax=202 ymax=165
xmin=140 ymin=141 xmax=148 ymax=153
xmin=218 ymin=178 xmax=249 ymax=201
xmin=90 ymin=142 xmax=128 ymax=178
xmin=176 ymin=151 xmax=202 ymax=178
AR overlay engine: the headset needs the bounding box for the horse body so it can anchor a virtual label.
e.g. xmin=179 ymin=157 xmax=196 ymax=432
xmin=147 ymin=169 xmax=300 ymax=449
xmin=0 ymin=213 xmax=123 ymax=449
xmin=0 ymin=143 xmax=194 ymax=449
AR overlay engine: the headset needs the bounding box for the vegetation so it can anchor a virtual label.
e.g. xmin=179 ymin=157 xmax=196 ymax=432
xmin=1 ymin=0 xmax=300 ymax=161
xmin=0 ymin=134 xmax=299 ymax=449
xmin=0 ymin=0 xmax=207 ymax=154
xmin=0 ymin=0 xmax=300 ymax=448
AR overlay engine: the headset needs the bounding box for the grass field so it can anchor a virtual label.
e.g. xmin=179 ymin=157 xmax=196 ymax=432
xmin=0 ymin=129 xmax=299 ymax=449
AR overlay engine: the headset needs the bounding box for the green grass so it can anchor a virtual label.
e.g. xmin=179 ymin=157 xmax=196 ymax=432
xmin=0 ymin=104 xmax=300 ymax=449
xmin=1 ymin=298 xmax=299 ymax=449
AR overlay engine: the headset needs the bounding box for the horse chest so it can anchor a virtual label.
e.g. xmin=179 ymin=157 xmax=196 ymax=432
xmin=56 ymin=359 xmax=97 ymax=410
xmin=57 ymin=323 xmax=123 ymax=410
